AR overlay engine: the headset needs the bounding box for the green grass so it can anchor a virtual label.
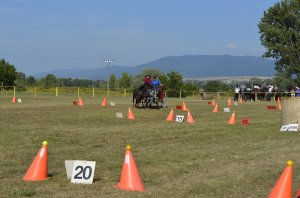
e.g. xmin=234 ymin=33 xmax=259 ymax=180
xmin=0 ymin=95 xmax=299 ymax=197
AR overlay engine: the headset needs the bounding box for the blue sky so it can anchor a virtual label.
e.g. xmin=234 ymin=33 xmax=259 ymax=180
xmin=0 ymin=0 xmax=279 ymax=75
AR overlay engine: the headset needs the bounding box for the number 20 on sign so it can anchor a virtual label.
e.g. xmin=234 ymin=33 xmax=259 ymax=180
xmin=71 ymin=161 xmax=96 ymax=184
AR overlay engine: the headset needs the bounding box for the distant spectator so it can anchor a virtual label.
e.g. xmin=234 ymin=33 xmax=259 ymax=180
xmin=295 ymin=87 xmax=300 ymax=97
xmin=290 ymin=88 xmax=295 ymax=97
xmin=267 ymin=85 xmax=274 ymax=101
xmin=253 ymin=85 xmax=260 ymax=90
xmin=234 ymin=85 xmax=240 ymax=101
xmin=199 ymin=87 xmax=204 ymax=100
xmin=268 ymin=85 xmax=274 ymax=93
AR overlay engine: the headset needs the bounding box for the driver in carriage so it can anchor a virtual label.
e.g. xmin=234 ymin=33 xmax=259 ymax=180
xmin=150 ymin=76 xmax=163 ymax=99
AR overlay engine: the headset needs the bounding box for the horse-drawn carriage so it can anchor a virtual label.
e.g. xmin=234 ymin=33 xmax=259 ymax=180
xmin=133 ymin=85 xmax=167 ymax=108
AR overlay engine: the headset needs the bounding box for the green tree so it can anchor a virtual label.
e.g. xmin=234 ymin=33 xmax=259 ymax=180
xmin=15 ymin=72 xmax=27 ymax=89
xmin=119 ymin=72 xmax=132 ymax=89
xmin=109 ymin=74 xmax=117 ymax=90
xmin=0 ymin=58 xmax=17 ymax=86
xmin=258 ymin=0 xmax=300 ymax=86
xmin=273 ymin=73 xmax=292 ymax=90
xmin=166 ymin=71 xmax=183 ymax=97
xmin=41 ymin=74 xmax=57 ymax=88
xmin=204 ymin=81 xmax=231 ymax=92
xmin=167 ymin=71 xmax=183 ymax=90
xmin=26 ymin=76 xmax=36 ymax=86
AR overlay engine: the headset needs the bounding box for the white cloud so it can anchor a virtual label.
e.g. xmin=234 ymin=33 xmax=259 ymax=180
xmin=228 ymin=42 xmax=237 ymax=49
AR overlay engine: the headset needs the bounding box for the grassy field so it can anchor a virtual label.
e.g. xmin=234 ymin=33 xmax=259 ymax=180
xmin=0 ymin=95 xmax=299 ymax=197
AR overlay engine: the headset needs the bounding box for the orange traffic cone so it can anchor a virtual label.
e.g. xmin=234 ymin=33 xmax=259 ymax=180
xmin=101 ymin=97 xmax=107 ymax=107
xmin=114 ymin=145 xmax=145 ymax=192
xmin=166 ymin=108 xmax=174 ymax=122
xmin=212 ymin=103 xmax=218 ymax=112
xmin=239 ymin=97 xmax=243 ymax=103
xmin=228 ymin=97 xmax=232 ymax=107
xmin=182 ymin=101 xmax=188 ymax=111
xmin=268 ymin=160 xmax=293 ymax=198
xmin=186 ymin=109 xmax=195 ymax=124
xmin=211 ymin=98 xmax=216 ymax=106
xmin=278 ymin=98 xmax=282 ymax=111
xmin=78 ymin=98 xmax=84 ymax=106
xmin=128 ymin=107 xmax=135 ymax=120
xmin=278 ymin=102 xmax=282 ymax=111
xmin=228 ymin=111 xmax=236 ymax=125
xmin=277 ymin=97 xmax=281 ymax=103
xmin=12 ymin=97 xmax=16 ymax=103
xmin=23 ymin=141 xmax=48 ymax=181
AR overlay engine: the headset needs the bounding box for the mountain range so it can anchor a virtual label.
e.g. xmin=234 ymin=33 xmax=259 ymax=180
xmin=35 ymin=55 xmax=275 ymax=80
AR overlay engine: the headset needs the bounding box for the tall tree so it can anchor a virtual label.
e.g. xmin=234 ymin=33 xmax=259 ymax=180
xmin=119 ymin=72 xmax=132 ymax=89
xmin=15 ymin=72 xmax=27 ymax=88
xmin=0 ymin=59 xmax=17 ymax=86
xmin=204 ymin=81 xmax=231 ymax=92
xmin=167 ymin=71 xmax=183 ymax=90
xmin=109 ymin=74 xmax=117 ymax=90
xmin=258 ymin=0 xmax=300 ymax=86
xmin=166 ymin=71 xmax=183 ymax=97
xmin=41 ymin=74 xmax=57 ymax=88
xmin=26 ymin=76 xmax=36 ymax=86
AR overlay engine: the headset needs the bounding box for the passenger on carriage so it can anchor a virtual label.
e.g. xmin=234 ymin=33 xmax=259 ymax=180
xmin=144 ymin=75 xmax=152 ymax=87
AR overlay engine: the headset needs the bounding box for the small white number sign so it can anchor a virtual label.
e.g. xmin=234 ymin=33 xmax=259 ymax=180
xmin=175 ymin=115 xmax=185 ymax=122
xmin=280 ymin=124 xmax=299 ymax=132
xmin=71 ymin=161 xmax=96 ymax=184
xmin=224 ymin=108 xmax=230 ymax=112
xmin=116 ymin=112 xmax=123 ymax=119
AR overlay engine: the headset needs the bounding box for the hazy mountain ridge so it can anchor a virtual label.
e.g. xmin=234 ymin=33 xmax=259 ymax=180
xmin=34 ymin=55 xmax=275 ymax=80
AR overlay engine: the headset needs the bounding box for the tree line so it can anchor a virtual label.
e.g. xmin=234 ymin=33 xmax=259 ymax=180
xmin=0 ymin=59 xmax=199 ymax=96
xmin=0 ymin=58 xmax=277 ymax=97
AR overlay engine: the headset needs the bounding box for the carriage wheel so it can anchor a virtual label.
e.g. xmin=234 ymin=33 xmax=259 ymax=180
xmin=162 ymin=96 xmax=167 ymax=108
xmin=141 ymin=97 xmax=147 ymax=108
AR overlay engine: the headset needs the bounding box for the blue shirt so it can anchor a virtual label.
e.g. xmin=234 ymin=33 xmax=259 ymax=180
xmin=151 ymin=79 xmax=160 ymax=88
xmin=296 ymin=89 xmax=300 ymax=97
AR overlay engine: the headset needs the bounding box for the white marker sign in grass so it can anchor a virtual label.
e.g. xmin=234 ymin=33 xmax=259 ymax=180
xmin=224 ymin=108 xmax=230 ymax=112
xmin=65 ymin=160 xmax=75 ymax=179
xmin=175 ymin=115 xmax=185 ymax=123
xmin=71 ymin=160 xmax=96 ymax=184
xmin=116 ymin=112 xmax=123 ymax=119
xmin=280 ymin=124 xmax=299 ymax=132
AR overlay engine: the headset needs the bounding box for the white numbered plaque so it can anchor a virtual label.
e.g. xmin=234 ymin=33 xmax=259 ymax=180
xmin=175 ymin=115 xmax=185 ymax=123
xmin=71 ymin=160 xmax=96 ymax=184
